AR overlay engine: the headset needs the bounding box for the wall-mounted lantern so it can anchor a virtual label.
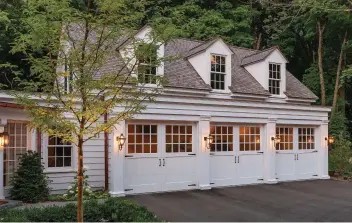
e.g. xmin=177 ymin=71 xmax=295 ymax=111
xmin=204 ymin=134 xmax=214 ymax=149
xmin=325 ymin=136 xmax=335 ymax=145
xmin=0 ymin=132 xmax=9 ymax=147
xmin=116 ymin=133 xmax=126 ymax=150
xmin=271 ymin=136 xmax=281 ymax=148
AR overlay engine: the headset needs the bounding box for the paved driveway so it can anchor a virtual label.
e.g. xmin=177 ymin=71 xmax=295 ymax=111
xmin=129 ymin=180 xmax=352 ymax=222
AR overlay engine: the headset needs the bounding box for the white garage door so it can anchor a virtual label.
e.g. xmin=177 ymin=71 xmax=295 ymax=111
xmin=210 ymin=125 xmax=264 ymax=187
xmin=275 ymin=127 xmax=318 ymax=181
xmin=124 ymin=123 xmax=197 ymax=194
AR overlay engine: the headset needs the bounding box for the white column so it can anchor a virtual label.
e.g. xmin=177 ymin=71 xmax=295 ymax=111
xmin=264 ymin=118 xmax=277 ymax=184
xmin=109 ymin=120 xmax=126 ymax=197
xmin=0 ymin=119 xmax=7 ymax=199
xmin=197 ymin=116 xmax=211 ymax=190
xmin=317 ymin=120 xmax=330 ymax=179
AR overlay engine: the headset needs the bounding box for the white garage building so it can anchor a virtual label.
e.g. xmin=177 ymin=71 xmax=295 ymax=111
xmin=0 ymin=26 xmax=330 ymax=198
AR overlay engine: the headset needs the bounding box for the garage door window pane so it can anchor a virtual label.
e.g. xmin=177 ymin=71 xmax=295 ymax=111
xmin=276 ymin=127 xmax=293 ymax=150
xmin=166 ymin=125 xmax=192 ymax=153
xmin=210 ymin=126 xmax=233 ymax=152
xmin=127 ymin=124 xmax=158 ymax=154
xmin=298 ymin=127 xmax=315 ymax=150
xmin=239 ymin=126 xmax=260 ymax=151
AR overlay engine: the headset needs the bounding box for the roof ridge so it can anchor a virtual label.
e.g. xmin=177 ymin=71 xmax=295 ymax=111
xmin=186 ymin=37 xmax=220 ymax=52
xmin=173 ymin=37 xmax=205 ymax=44
xmin=242 ymin=46 xmax=279 ymax=60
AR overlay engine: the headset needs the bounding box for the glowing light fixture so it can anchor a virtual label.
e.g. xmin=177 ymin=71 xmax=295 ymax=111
xmin=204 ymin=134 xmax=214 ymax=149
xmin=116 ymin=133 xmax=126 ymax=150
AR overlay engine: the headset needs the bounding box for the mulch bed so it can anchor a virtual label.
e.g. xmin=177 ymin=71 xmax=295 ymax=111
xmin=0 ymin=200 xmax=8 ymax=205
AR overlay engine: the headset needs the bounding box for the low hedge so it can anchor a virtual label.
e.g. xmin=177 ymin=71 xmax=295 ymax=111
xmin=0 ymin=198 xmax=161 ymax=222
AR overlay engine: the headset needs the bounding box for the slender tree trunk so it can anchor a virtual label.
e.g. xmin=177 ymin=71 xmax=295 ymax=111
xmin=317 ymin=21 xmax=326 ymax=106
xmin=255 ymin=32 xmax=262 ymax=50
xmin=77 ymin=136 xmax=84 ymax=222
xmin=332 ymin=30 xmax=348 ymax=115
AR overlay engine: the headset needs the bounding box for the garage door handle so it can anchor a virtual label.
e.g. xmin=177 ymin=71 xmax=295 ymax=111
xmin=238 ymin=156 xmax=240 ymax=163
xmin=159 ymin=159 xmax=161 ymax=166
xmin=297 ymin=154 xmax=299 ymax=160
xmin=188 ymin=153 xmax=196 ymax=156
xmin=234 ymin=156 xmax=237 ymax=163
xmin=163 ymin=158 xmax=165 ymax=166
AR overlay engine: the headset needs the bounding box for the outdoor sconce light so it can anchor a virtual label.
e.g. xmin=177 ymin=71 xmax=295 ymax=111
xmin=325 ymin=136 xmax=335 ymax=145
xmin=204 ymin=134 xmax=214 ymax=149
xmin=0 ymin=132 xmax=9 ymax=147
xmin=271 ymin=136 xmax=281 ymax=148
xmin=116 ymin=133 xmax=126 ymax=150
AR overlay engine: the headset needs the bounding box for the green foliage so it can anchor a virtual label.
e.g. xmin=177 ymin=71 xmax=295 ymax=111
xmin=329 ymin=137 xmax=352 ymax=176
xmin=329 ymin=111 xmax=349 ymax=139
xmin=9 ymin=151 xmax=50 ymax=203
xmin=151 ymin=0 xmax=254 ymax=47
xmin=0 ymin=198 xmax=161 ymax=222
xmin=302 ymin=63 xmax=321 ymax=97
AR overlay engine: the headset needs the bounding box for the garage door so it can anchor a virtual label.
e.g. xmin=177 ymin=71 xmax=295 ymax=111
xmin=124 ymin=123 xmax=197 ymax=194
xmin=275 ymin=127 xmax=318 ymax=182
xmin=210 ymin=125 xmax=264 ymax=187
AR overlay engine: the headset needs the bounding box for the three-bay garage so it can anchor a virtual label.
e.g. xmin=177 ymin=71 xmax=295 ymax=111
xmin=120 ymin=121 xmax=322 ymax=195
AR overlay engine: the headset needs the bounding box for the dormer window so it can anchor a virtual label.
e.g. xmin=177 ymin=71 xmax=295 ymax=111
xmin=210 ymin=54 xmax=226 ymax=90
xmin=136 ymin=43 xmax=157 ymax=84
xmin=269 ymin=63 xmax=281 ymax=95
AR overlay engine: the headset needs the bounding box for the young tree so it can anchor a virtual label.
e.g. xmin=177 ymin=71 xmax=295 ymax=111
xmin=10 ymin=0 xmax=173 ymax=221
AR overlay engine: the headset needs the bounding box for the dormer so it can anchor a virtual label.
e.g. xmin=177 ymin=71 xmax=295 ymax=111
xmin=118 ymin=25 xmax=164 ymax=85
xmin=186 ymin=38 xmax=233 ymax=93
xmin=242 ymin=47 xmax=288 ymax=98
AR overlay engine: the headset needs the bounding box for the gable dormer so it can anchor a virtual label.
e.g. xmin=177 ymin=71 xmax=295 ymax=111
xmin=118 ymin=25 xmax=165 ymax=85
xmin=186 ymin=38 xmax=233 ymax=93
xmin=242 ymin=47 xmax=288 ymax=97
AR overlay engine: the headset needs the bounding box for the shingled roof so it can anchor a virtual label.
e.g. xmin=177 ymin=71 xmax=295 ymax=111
xmin=161 ymin=38 xmax=317 ymax=100
xmin=241 ymin=46 xmax=279 ymax=66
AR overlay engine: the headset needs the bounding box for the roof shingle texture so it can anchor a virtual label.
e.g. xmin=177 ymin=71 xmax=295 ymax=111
xmin=65 ymin=24 xmax=317 ymax=100
xmin=241 ymin=47 xmax=277 ymax=66
xmin=163 ymin=38 xmax=317 ymax=99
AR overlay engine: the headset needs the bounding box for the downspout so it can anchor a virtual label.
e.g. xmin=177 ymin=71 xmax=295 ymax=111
xmin=104 ymin=112 xmax=109 ymax=191
xmin=37 ymin=129 xmax=41 ymax=154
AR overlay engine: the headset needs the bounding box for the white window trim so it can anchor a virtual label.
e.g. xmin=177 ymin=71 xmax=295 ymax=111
xmin=268 ymin=62 xmax=282 ymax=96
xmin=42 ymin=134 xmax=76 ymax=172
xmin=210 ymin=54 xmax=227 ymax=91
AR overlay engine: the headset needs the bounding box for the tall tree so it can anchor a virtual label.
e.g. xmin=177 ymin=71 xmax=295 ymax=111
xmin=10 ymin=0 xmax=173 ymax=221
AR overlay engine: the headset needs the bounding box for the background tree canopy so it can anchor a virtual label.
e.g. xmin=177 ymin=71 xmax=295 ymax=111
xmin=1 ymin=0 xmax=352 ymax=137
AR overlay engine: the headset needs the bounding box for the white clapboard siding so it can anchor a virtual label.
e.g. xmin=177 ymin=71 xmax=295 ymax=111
xmin=47 ymin=120 xmax=106 ymax=193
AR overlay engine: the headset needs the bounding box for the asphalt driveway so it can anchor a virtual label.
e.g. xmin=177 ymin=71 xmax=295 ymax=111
xmin=129 ymin=180 xmax=352 ymax=222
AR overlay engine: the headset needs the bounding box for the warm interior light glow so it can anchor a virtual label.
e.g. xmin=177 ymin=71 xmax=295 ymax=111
xmin=256 ymin=137 xmax=260 ymax=143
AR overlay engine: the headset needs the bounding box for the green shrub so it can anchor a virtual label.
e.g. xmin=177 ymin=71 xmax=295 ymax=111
xmin=9 ymin=150 xmax=50 ymax=203
xmin=0 ymin=198 xmax=161 ymax=222
xmin=329 ymin=137 xmax=352 ymax=177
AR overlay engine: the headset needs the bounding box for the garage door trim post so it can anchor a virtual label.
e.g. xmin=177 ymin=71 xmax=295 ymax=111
xmin=264 ymin=118 xmax=278 ymax=184
xmin=197 ymin=115 xmax=211 ymax=190
xmin=109 ymin=120 xmax=126 ymax=197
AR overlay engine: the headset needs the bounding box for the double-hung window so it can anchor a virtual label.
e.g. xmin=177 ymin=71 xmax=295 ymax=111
xmin=137 ymin=44 xmax=157 ymax=84
xmin=210 ymin=55 xmax=226 ymax=90
xmin=269 ymin=63 xmax=281 ymax=95
xmin=48 ymin=136 xmax=72 ymax=168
